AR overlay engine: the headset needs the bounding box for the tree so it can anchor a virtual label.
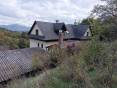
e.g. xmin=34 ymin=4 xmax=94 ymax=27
xmin=80 ymin=18 xmax=104 ymax=37
xmin=92 ymin=0 xmax=117 ymax=23
xmin=80 ymin=19 xmax=90 ymax=25
xmin=91 ymin=0 xmax=117 ymax=41
xmin=18 ymin=32 xmax=29 ymax=49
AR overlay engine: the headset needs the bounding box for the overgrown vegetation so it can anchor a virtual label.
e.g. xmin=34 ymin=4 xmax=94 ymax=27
xmin=0 ymin=28 xmax=29 ymax=49
xmin=4 ymin=0 xmax=117 ymax=88
xmin=6 ymin=38 xmax=117 ymax=88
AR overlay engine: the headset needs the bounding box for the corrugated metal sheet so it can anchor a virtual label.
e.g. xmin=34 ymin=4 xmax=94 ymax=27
xmin=0 ymin=48 xmax=45 ymax=82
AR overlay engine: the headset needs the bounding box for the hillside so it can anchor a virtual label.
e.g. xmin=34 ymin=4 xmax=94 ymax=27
xmin=0 ymin=24 xmax=30 ymax=32
xmin=0 ymin=27 xmax=29 ymax=50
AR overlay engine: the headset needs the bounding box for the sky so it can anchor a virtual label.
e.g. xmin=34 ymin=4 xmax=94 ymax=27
xmin=0 ymin=0 xmax=103 ymax=26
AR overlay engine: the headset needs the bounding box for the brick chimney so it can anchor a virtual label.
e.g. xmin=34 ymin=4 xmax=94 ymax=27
xmin=58 ymin=30 xmax=64 ymax=48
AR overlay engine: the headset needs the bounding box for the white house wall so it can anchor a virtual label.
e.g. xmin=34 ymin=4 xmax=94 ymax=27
xmin=30 ymin=39 xmax=81 ymax=50
xmin=31 ymin=24 xmax=43 ymax=36
xmin=30 ymin=39 xmax=58 ymax=50
xmin=84 ymin=28 xmax=91 ymax=37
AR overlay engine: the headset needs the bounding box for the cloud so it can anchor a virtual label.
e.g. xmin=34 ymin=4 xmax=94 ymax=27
xmin=0 ymin=0 xmax=102 ymax=26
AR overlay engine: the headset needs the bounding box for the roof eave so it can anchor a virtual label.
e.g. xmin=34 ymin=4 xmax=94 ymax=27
xmin=29 ymin=37 xmax=89 ymax=42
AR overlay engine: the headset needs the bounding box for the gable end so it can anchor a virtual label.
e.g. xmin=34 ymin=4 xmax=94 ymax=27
xmin=28 ymin=21 xmax=37 ymax=35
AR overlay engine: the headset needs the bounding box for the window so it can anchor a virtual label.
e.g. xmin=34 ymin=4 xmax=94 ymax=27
xmin=38 ymin=43 xmax=40 ymax=47
xmin=41 ymin=44 xmax=43 ymax=48
xmin=46 ymin=47 xmax=48 ymax=51
xmin=36 ymin=29 xmax=39 ymax=35
xmin=86 ymin=32 xmax=89 ymax=36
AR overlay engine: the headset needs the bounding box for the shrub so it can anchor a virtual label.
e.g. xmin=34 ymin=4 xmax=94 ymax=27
xmin=48 ymin=48 xmax=67 ymax=67
xmin=82 ymin=40 xmax=117 ymax=88
xmin=32 ymin=52 xmax=49 ymax=70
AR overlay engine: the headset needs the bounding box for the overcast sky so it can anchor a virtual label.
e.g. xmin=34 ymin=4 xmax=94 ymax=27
xmin=0 ymin=0 xmax=103 ymax=26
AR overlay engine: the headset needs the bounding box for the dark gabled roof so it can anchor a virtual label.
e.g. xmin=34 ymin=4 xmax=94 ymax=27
xmin=29 ymin=21 xmax=90 ymax=41
xmin=72 ymin=25 xmax=90 ymax=39
xmin=29 ymin=21 xmax=59 ymax=41
xmin=54 ymin=23 xmax=64 ymax=31
xmin=54 ymin=23 xmax=67 ymax=34
xmin=0 ymin=48 xmax=45 ymax=82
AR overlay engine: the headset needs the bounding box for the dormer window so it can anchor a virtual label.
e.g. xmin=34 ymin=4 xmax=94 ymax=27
xmin=36 ymin=29 xmax=38 ymax=35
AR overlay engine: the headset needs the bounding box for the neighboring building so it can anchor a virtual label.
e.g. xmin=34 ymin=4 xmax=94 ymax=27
xmin=28 ymin=21 xmax=91 ymax=50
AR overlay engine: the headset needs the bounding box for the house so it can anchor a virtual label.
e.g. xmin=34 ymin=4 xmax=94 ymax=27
xmin=28 ymin=21 xmax=91 ymax=50
xmin=0 ymin=48 xmax=45 ymax=83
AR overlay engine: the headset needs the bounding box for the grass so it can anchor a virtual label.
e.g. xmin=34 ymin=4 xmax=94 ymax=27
xmin=7 ymin=68 xmax=76 ymax=88
xmin=44 ymin=76 xmax=75 ymax=88
xmin=88 ymin=69 xmax=97 ymax=78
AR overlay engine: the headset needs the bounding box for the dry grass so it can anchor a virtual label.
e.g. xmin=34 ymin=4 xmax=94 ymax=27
xmin=32 ymin=52 xmax=49 ymax=70
xmin=6 ymin=40 xmax=117 ymax=88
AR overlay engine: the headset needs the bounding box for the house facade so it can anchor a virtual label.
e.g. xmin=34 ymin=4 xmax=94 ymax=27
xmin=28 ymin=21 xmax=91 ymax=50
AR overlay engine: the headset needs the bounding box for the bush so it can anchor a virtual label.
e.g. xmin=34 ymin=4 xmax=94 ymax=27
xmin=48 ymin=48 xmax=67 ymax=67
xmin=0 ymin=28 xmax=29 ymax=49
xmin=82 ymin=40 xmax=117 ymax=88
xmin=32 ymin=52 xmax=49 ymax=70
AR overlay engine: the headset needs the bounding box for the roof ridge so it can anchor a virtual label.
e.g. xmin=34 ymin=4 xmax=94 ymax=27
xmin=36 ymin=21 xmax=55 ymax=24
xmin=36 ymin=21 xmax=65 ymax=24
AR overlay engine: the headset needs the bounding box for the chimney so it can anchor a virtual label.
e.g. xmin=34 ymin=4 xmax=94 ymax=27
xmin=74 ymin=19 xmax=77 ymax=25
xmin=56 ymin=20 xmax=59 ymax=23
xmin=58 ymin=30 xmax=64 ymax=48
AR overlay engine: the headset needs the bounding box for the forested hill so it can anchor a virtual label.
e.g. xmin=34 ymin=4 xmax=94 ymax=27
xmin=0 ymin=27 xmax=29 ymax=50
xmin=0 ymin=24 xmax=30 ymax=32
